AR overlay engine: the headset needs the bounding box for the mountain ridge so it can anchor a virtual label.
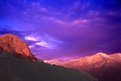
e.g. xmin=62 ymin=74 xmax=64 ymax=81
xmin=46 ymin=52 xmax=121 ymax=81
xmin=46 ymin=52 xmax=121 ymax=67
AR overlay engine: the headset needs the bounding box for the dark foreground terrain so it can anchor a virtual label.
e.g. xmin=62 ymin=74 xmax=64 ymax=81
xmin=89 ymin=64 xmax=121 ymax=81
xmin=0 ymin=53 xmax=97 ymax=81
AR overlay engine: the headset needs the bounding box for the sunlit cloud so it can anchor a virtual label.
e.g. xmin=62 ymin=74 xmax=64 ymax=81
xmin=29 ymin=45 xmax=35 ymax=48
xmin=25 ymin=34 xmax=63 ymax=50
xmin=36 ymin=41 xmax=57 ymax=49
xmin=71 ymin=19 xmax=89 ymax=25
xmin=25 ymin=36 xmax=38 ymax=41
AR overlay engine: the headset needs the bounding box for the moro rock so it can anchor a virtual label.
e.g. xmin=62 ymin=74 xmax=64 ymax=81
xmin=0 ymin=34 xmax=37 ymax=61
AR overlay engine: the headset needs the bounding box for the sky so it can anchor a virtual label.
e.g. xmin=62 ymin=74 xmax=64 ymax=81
xmin=0 ymin=0 xmax=121 ymax=60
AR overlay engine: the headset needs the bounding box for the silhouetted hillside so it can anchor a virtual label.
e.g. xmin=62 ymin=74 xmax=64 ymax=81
xmin=0 ymin=53 xmax=97 ymax=81
xmin=90 ymin=63 xmax=121 ymax=81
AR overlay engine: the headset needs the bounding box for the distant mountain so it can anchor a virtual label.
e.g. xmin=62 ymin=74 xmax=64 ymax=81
xmin=63 ymin=53 xmax=121 ymax=71
xmin=47 ymin=52 xmax=121 ymax=81
xmin=0 ymin=34 xmax=37 ymax=61
xmin=0 ymin=53 xmax=97 ymax=81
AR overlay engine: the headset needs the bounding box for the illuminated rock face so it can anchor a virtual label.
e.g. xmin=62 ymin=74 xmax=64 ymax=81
xmin=63 ymin=53 xmax=121 ymax=70
xmin=47 ymin=53 xmax=121 ymax=81
xmin=0 ymin=34 xmax=37 ymax=61
xmin=47 ymin=52 xmax=121 ymax=71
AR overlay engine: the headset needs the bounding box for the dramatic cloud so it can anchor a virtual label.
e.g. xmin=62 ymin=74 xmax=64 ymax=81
xmin=0 ymin=0 xmax=121 ymax=59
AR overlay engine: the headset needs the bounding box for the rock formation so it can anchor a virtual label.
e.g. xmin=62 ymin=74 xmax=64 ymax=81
xmin=0 ymin=34 xmax=37 ymax=61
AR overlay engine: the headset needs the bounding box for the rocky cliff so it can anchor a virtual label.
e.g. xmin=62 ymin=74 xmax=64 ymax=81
xmin=0 ymin=34 xmax=37 ymax=61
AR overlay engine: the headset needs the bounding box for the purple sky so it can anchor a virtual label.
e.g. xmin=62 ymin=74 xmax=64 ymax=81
xmin=0 ymin=0 xmax=121 ymax=60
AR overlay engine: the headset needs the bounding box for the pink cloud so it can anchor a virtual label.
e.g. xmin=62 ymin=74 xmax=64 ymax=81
xmin=70 ymin=19 xmax=89 ymax=25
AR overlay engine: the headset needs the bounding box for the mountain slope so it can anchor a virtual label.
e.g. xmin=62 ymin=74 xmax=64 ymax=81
xmin=63 ymin=53 xmax=121 ymax=70
xmin=47 ymin=52 xmax=121 ymax=81
xmin=0 ymin=53 xmax=97 ymax=81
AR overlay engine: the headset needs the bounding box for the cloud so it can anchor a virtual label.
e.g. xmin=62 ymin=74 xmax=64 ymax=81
xmin=31 ymin=2 xmax=49 ymax=13
xmin=25 ymin=35 xmax=38 ymax=41
xmin=0 ymin=27 xmax=27 ymax=38
xmin=29 ymin=45 xmax=35 ymax=48
xmin=35 ymin=41 xmax=57 ymax=49
xmin=0 ymin=0 xmax=121 ymax=59
xmin=24 ymin=34 xmax=63 ymax=51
